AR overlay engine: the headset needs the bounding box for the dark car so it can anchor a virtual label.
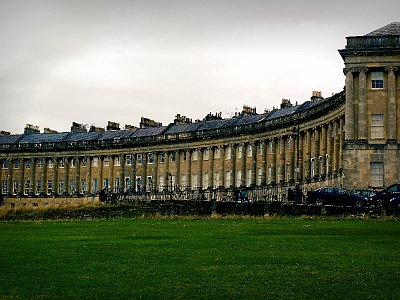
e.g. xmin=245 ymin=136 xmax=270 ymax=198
xmin=351 ymin=189 xmax=376 ymax=200
xmin=371 ymin=183 xmax=400 ymax=207
xmin=306 ymin=187 xmax=368 ymax=207
xmin=389 ymin=197 xmax=400 ymax=208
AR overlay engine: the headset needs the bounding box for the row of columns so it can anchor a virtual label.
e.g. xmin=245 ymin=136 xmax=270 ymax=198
xmin=1 ymin=116 xmax=344 ymax=196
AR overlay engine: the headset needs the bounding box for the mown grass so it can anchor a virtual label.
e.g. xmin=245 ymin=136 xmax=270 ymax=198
xmin=1 ymin=217 xmax=399 ymax=299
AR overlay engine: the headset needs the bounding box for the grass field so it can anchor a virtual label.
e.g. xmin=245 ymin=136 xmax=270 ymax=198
xmin=1 ymin=217 xmax=399 ymax=299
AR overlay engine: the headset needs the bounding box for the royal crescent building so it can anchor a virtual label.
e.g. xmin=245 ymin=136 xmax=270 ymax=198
xmin=1 ymin=23 xmax=400 ymax=207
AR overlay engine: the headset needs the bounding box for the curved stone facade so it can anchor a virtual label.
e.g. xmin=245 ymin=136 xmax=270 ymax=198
xmin=1 ymin=23 xmax=399 ymax=207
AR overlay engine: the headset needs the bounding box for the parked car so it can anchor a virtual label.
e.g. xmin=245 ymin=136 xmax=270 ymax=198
xmin=351 ymin=189 xmax=376 ymax=200
xmin=388 ymin=197 xmax=400 ymax=208
xmin=370 ymin=183 xmax=400 ymax=207
xmin=306 ymin=187 xmax=368 ymax=207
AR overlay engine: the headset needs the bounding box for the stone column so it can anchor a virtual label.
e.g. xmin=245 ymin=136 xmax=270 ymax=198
xmin=386 ymin=66 xmax=398 ymax=141
xmin=175 ymin=151 xmax=180 ymax=189
xmin=42 ymin=158 xmax=47 ymax=195
xmin=98 ymin=156 xmax=103 ymax=190
xmin=7 ymin=159 xmax=13 ymax=195
xmin=298 ymin=133 xmax=303 ymax=182
xmin=152 ymin=152 xmax=158 ymax=192
xmin=108 ymin=156 xmax=114 ymax=191
xmin=261 ymin=140 xmax=267 ymax=185
xmin=279 ymin=137 xmax=285 ymax=183
xmin=251 ymin=141 xmax=257 ymax=186
xmin=64 ymin=157 xmax=69 ymax=194
xmin=230 ymin=144 xmax=236 ymax=188
xmin=220 ymin=146 xmax=225 ymax=188
xmin=187 ymin=150 xmax=192 ymax=189
xmin=305 ymin=130 xmax=312 ymax=180
xmin=339 ymin=117 xmax=344 ymax=171
xmin=120 ymin=155 xmax=125 ymax=192
xmin=344 ymin=68 xmax=355 ymax=140
xmin=241 ymin=143 xmax=247 ymax=186
xmin=86 ymin=157 xmax=91 ymax=194
xmin=271 ymin=139 xmax=276 ymax=184
xmin=358 ymin=67 xmax=368 ymax=140
xmin=18 ymin=159 xmax=24 ymax=195
xmin=334 ymin=121 xmax=340 ymax=173
xmin=131 ymin=154 xmax=136 ymax=192
xmin=314 ymin=127 xmax=320 ymax=179
xmin=141 ymin=153 xmax=147 ymax=191
xmin=198 ymin=148 xmax=203 ymax=189
xmin=327 ymin=123 xmax=333 ymax=175
xmin=208 ymin=147 xmax=214 ymax=189
xmin=289 ymin=135 xmax=295 ymax=184
xmin=75 ymin=157 xmax=80 ymax=194
xmin=29 ymin=158 xmax=35 ymax=196
xmin=321 ymin=125 xmax=327 ymax=177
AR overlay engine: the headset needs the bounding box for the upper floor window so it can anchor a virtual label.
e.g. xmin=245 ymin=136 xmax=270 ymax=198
xmin=192 ymin=150 xmax=198 ymax=161
xmin=247 ymin=144 xmax=252 ymax=157
xmin=171 ymin=152 xmax=176 ymax=162
xmin=48 ymin=159 xmax=54 ymax=168
xmin=225 ymin=146 xmax=231 ymax=160
xmin=371 ymin=72 xmax=383 ymax=89
xmin=148 ymin=153 xmax=154 ymax=164
xmin=114 ymin=156 xmax=120 ymax=166
xmin=2 ymin=160 xmax=8 ymax=169
xmin=215 ymin=147 xmax=220 ymax=158
xmin=258 ymin=143 xmax=263 ymax=156
xmin=92 ymin=157 xmax=98 ymax=167
xmin=203 ymin=149 xmax=209 ymax=160
xmin=371 ymin=114 xmax=384 ymax=139
xmin=81 ymin=157 xmax=86 ymax=167
xmin=137 ymin=154 xmax=142 ymax=165
xmin=26 ymin=160 xmax=31 ymax=169
xmin=160 ymin=153 xmax=165 ymax=163
xmin=103 ymin=157 xmax=109 ymax=166
xmin=182 ymin=151 xmax=187 ymax=161
xmin=126 ymin=155 xmax=132 ymax=165
xmin=13 ymin=159 xmax=20 ymax=169
xmin=60 ymin=158 xmax=65 ymax=168
xmin=37 ymin=159 xmax=42 ymax=168
xmin=237 ymin=145 xmax=242 ymax=158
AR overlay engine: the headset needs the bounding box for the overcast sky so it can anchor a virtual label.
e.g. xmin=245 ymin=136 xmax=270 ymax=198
xmin=1 ymin=0 xmax=399 ymax=134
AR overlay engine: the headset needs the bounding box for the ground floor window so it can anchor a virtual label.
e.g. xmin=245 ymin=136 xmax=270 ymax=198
xmin=47 ymin=180 xmax=52 ymax=195
xmin=370 ymin=162 xmax=384 ymax=187
xmin=13 ymin=180 xmax=18 ymax=195
xmin=81 ymin=179 xmax=86 ymax=194
xmin=59 ymin=180 xmax=64 ymax=194
xmin=2 ymin=180 xmax=7 ymax=194
xmin=35 ymin=180 xmax=41 ymax=195
xmin=24 ymin=180 xmax=30 ymax=195
xmin=92 ymin=178 xmax=97 ymax=193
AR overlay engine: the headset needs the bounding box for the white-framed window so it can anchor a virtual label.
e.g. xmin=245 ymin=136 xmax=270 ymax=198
xmin=277 ymin=139 xmax=281 ymax=153
xmin=48 ymin=159 xmax=54 ymax=168
xmin=126 ymin=155 xmax=132 ymax=165
xmin=181 ymin=174 xmax=187 ymax=188
xmin=103 ymin=157 xmax=109 ymax=166
xmin=236 ymin=170 xmax=242 ymax=187
xmin=81 ymin=179 xmax=86 ymax=194
xmin=371 ymin=71 xmax=383 ymax=89
xmin=2 ymin=180 xmax=7 ymax=194
xmin=92 ymin=178 xmax=97 ymax=193
xmin=225 ymin=146 xmax=231 ymax=160
xmin=371 ymin=114 xmax=384 ymax=139
xmin=60 ymin=158 xmax=65 ymax=168
xmin=203 ymin=173 xmax=209 ymax=188
xmin=59 ymin=180 xmax=64 ymax=194
xmin=47 ymin=180 xmax=52 ymax=195
xmin=192 ymin=174 xmax=198 ymax=189
xmin=2 ymin=160 xmax=8 ymax=169
xmin=311 ymin=158 xmax=315 ymax=178
xmin=287 ymin=138 xmax=290 ymax=149
xmin=92 ymin=157 xmax=98 ymax=167
xmin=159 ymin=175 xmax=165 ymax=191
xmin=268 ymin=167 xmax=271 ymax=184
xmin=258 ymin=143 xmax=263 ymax=156
xmin=370 ymin=162 xmax=384 ymax=187
xmin=103 ymin=178 xmax=108 ymax=190
xmin=81 ymin=157 xmax=86 ymax=167
xmin=269 ymin=141 xmax=273 ymax=153
xmin=215 ymin=147 xmax=220 ymax=158
xmin=257 ymin=168 xmax=262 ymax=185
xmin=137 ymin=154 xmax=143 ymax=165
xmin=124 ymin=177 xmax=131 ymax=191
xmin=225 ymin=171 xmax=231 ymax=187
xmin=13 ymin=180 xmax=18 ymax=195
xmin=237 ymin=145 xmax=242 ymax=158
xmin=37 ymin=159 xmax=42 ymax=168
xmin=147 ymin=153 xmax=154 ymax=164
xmin=136 ymin=176 xmax=142 ymax=192
xmin=192 ymin=150 xmax=198 ymax=161
xmin=114 ymin=178 xmax=119 ymax=190
xmin=247 ymin=144 xmax=252 ymax=157
xmin=277 ymin=166 xmax=281 ymax=182
xmin=147 ymin=176 xmax=153 ymax=191
xmin=71 ymin=157 xmax=76 ymax=168
xmin=13 ymin=159 xmax=19 ymax=169
xmin=24 ymin=180 xmax=30 ymax=195
xmin=171 ymin=152 xmax=176 ymax=162
xmin=70 ymin=179 xmax=75 ymax=194
xmin=36 ymin=180 xmax=41 ymax=195
xmin=214 ymin=172 xmax=220 ymax=188
xmin=26 ymin=160 xmax=31 ymax=169
xmin=182 ymin=151 xmax=187 ymax=162
xmin=203 ymin=149 xmax=209 ymax=160
xmin=114 ymin=156 xmax=120 ymax=166
xmin=247 ymin=169 xmax=251 ymax=186
xmin=160 ymin=153 xmax=165 ymax=163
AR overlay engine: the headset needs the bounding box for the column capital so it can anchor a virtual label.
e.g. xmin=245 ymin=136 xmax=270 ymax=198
xmin=356 ymin=67 xmax=369 ymax=73
xmin=343 ymin=67 xmax=357 ymax=75
xmin=385 ymin=66 xmax=399 ymax=72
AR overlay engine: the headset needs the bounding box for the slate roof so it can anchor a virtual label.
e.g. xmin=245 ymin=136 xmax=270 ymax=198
xmin=18 ymin=132 xmax=70 ymax=143
xmin=131 ymin=126 xmax=167 ymax=137
xmin=64 ymin=131 xmax=103 ymax=142
xmin=0 ymin=134 xmax=23 ymax=145
xmin=96 ymin=130 xmax=135 ymax=140
xmin=366 ymin=22 xmax=400 ymax=36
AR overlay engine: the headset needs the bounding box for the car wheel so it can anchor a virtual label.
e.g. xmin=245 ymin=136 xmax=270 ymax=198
xmin=355 ymin=200 xmax=363 ymax=208
xmin=315 ymin=199 xmax=324 ymax=206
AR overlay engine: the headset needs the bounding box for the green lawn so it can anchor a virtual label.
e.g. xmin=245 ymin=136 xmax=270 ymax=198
xmin=1 ymin=217 xmax=399 ymax=299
